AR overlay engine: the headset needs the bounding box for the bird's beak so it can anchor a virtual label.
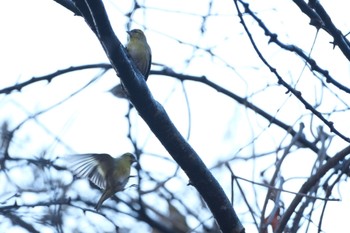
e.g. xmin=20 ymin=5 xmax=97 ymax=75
xmin=126 ymin=31 xmax=131 ymax=36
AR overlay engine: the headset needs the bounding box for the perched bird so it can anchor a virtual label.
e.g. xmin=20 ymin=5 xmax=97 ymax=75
xmin=67 ymin=152 xmax=137 ymax=210
xmin=126 ymin=29 xmax=152 ymax=80
xmin=110 ymin=29 xmax=152 ymax=98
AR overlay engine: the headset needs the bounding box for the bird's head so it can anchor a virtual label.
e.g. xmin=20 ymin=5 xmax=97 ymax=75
xmin=121 ymin=152 xmax=137 ymax=165
xmin=127 ymin=29 xmax=147 ymax=41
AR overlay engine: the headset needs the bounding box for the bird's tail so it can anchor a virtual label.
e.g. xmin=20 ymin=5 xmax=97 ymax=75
xmin=95 ymin=189 xmax=113 ymax=210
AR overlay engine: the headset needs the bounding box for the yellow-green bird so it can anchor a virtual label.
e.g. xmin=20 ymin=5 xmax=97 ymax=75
xmin=110 ymin=29 xmax=152 ymax=98
xmin=68 ymin=152 xmax=137 ymax=210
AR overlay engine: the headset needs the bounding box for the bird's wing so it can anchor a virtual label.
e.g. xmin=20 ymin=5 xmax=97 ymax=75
xmin=67 ymin=154 xmax=113 ymax=189
xmin=145 ymin=50 xmax=152 ymax=80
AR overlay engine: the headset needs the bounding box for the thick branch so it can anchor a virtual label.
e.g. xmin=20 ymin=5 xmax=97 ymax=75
xmin=66 ymin=0 xmax=244 ymax=232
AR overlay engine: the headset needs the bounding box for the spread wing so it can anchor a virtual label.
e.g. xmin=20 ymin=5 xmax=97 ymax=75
xmin=66 ymin=153 xmax=113 ymax=189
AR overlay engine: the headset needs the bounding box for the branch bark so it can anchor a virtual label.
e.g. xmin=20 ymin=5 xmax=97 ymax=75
xmin=54 ymin=0 xmax=245 ymax=232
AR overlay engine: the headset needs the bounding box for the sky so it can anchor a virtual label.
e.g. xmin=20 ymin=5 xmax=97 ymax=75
xmin=1 ymin=0 xmax=350 ymax=232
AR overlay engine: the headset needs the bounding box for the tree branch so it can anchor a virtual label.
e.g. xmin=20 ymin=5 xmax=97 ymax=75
xmin=55 ymin=0 xmax=246 ymax=232
xmin=276 ymin=145 xmax=350 ymax=232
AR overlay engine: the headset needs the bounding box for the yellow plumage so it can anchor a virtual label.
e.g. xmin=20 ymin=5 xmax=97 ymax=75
xmin=110 ymin=29 xmax=152 ymax=98
xmin=68 ymin=152 xmax=137 ymax=210
xmin=126 ymin=29 xmax=152 ymax=80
